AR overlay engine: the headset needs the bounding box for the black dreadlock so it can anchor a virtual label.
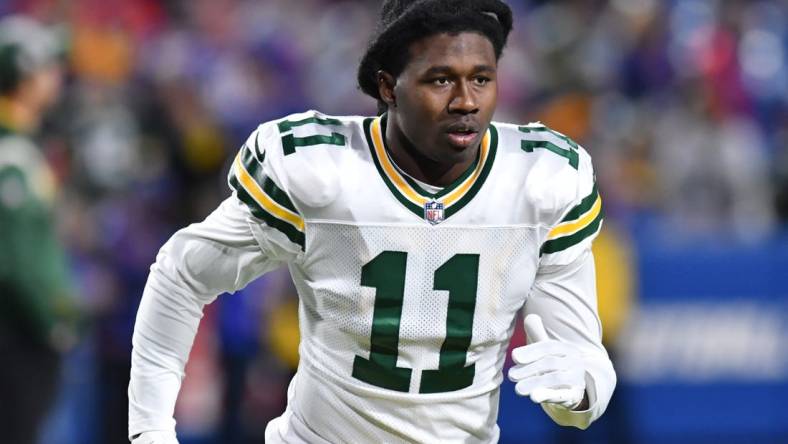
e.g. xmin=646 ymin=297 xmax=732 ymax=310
xmin=357 ymin=0 xmax=513 ymax=112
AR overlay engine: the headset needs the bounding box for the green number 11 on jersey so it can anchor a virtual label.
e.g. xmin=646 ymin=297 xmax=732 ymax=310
xmin=352 ymin=251 xmax=479 ymax=394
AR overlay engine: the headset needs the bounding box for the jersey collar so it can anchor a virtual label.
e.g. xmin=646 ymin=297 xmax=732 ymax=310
xmin=364 ymin=114 xmax=498 ymax=222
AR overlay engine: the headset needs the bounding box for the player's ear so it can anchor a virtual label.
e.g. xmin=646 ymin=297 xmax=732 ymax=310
xmin=377 ymin=70 xmax=397 ymax=108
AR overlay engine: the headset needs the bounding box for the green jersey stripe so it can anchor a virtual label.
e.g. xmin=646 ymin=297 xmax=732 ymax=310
xmin=378 ymin=114 xmax=482 ymax=201
xmin=259 ymin=177 xmax=298 ymax=214
xmin=561 ymin=183 xmax=598 ymax=223
xmin=363 ymin=118 xmax=424 ymax=216
xmin=239 ymin=145 xmax=262 ymax=179
xmin=229 ymin=175 xmax=305 ymax=249
xmin=540 ymin=210 xmax=603 ymax=255
xmin=365 ymin=116 xmax=499 ymax=221
xmin=251 ymin=132 xmax=266 ymax=163
xmin=398 ymin=171 xmax=435 ymax=198
xmin=397 ymin=146 xmax=482 ymax=201
xmin=238 ymin=145 xmax=299 ymax=215
xmin=444 ymin=124 xmax=499 ymax=218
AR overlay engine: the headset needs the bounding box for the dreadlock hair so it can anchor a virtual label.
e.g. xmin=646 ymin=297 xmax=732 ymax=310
xmin=357 ymin=0 xmax=513 ymax=114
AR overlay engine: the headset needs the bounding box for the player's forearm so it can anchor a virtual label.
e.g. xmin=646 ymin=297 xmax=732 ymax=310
xmin=127 ymin=198 xmax=279 ymax=440
xmin=128 ymin=243 xmax=218 ymax=439
xmin=524 ymin=250 xmax=617 ymax=428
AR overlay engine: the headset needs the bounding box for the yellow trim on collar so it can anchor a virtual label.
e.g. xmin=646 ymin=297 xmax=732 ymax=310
xmin=370 ymin=117 xmax=490 ymax=207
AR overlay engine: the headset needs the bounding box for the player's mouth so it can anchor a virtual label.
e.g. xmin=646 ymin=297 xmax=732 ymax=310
xmin=446 ymin=131 xmax=479 ymax=148
xmin=445 ymin=123 xmax=480 ymax=148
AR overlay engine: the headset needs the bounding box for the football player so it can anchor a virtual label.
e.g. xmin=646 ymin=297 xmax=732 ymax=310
xmin=0 ymin=15 xmax=76 ymax=444
xmin=128 ymin=1 xmax=616 ymax=442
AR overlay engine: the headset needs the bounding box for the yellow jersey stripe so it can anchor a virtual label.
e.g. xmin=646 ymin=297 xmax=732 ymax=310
xmin=371 ymin=118 xmax=429 ymax=206
xmin=548 ymin=195 xmax=602 ymax=240
xmin=371 ymin=117 xmax=491 ymax=207
xmin=441 ymin=132 xmax=490 ymax=206
xmin=234 ymin=154 xmax=305 ymax=232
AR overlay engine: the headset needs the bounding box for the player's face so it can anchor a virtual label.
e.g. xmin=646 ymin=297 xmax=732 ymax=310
xmin=391 ymin=32 xmax=498 ymax=166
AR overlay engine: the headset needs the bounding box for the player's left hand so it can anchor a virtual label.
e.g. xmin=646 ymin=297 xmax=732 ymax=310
xmin=508 ymin=314 xmax=587 ymax=410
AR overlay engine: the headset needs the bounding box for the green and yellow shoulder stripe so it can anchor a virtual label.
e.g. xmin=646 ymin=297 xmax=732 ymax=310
xmin=228 ymin=132 xmax=305 ymax=250
xmin=540 ymin=180 xmax=603 ymax=256
xmin=533 ymin=127 xmax=603 ymax=258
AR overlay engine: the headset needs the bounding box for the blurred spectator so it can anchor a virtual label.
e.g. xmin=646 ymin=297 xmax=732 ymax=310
xmin=0 ymin=15 xmax=79 ymax=444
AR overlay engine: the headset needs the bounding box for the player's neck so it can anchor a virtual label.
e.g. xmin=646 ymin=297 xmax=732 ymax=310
xmin=384 ymin=115 xmax=478 ymax=188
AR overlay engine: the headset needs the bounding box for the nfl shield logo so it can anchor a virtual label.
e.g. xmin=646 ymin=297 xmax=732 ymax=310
xmin=424 ymin=201 xmax=445 ymax=225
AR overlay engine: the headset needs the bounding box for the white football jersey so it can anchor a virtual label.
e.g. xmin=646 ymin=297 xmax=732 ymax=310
xmin=128 ymin=110 xmax=615 ymax=444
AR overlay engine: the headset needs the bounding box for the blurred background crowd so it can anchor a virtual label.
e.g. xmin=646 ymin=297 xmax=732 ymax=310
xmin=0 ymin=0 xmax=786 ymax=443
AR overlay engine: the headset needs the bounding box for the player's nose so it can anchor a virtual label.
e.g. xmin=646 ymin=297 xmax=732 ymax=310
xmin=448 ymin=80 xmax=479 ymax=115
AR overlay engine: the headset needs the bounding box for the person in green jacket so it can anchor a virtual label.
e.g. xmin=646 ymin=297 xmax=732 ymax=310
xmin=0 ymin=15 xmax=78 ymax=444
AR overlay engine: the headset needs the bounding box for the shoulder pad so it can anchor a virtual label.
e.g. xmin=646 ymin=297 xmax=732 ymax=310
xmin=494 ymin=121 xmax=593 ymax=219
xmin=231 ymin=111 xmax=366 ymax=212
xmin=265 ymin=111 xmax=365 ymax=208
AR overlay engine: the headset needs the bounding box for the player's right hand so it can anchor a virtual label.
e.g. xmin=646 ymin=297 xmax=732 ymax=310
xmin=131 ymin=431 xmax=179 ymax=444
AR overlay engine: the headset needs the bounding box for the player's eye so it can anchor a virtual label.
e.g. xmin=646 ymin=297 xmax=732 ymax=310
xmin=432 ymin=77 xmax=451 ymax=86
xmin=474 ymin=76 xmax=491 ymax=86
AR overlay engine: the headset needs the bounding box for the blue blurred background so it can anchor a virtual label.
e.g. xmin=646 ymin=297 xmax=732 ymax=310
xmin=1 ymin=0 xmax=787 ymax=443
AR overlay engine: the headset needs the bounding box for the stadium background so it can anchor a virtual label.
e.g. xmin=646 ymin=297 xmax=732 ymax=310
xmin=2 ymin=0 xmax=787 ymax=443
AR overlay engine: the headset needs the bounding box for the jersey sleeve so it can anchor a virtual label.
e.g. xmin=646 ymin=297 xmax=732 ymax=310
xmin=525 ymin=249 xmax=616 ymax=429
xmin=526 ymin=144 xmax=615 ymax=428
xmin=539 ymin=146 xmax=602 ymax=267
xmin=129 ymin=174 xmax=299 ymax=439
xmin=228 ymin=125 xmax=306 ymax=253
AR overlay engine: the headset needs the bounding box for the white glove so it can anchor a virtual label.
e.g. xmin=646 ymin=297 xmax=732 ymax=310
xmin=130 ymin=431 xmax=179 ymax=444
xmin=508 ymin=314 xmax=587 ymax=409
